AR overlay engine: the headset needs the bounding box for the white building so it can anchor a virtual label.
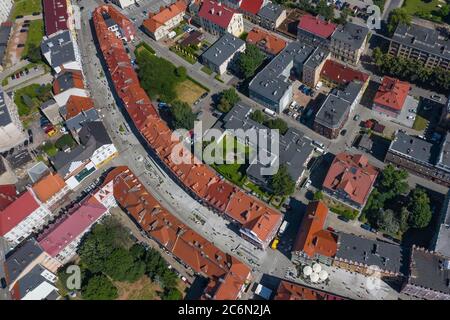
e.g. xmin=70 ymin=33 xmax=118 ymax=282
xmin=142 ymin=1 xmax=187 ymax=41
xmin=0 ymin=190 xmax=52 ymax=246
xmin=0 ymin=88 xmax=27 ymax=152
xmin=198 ymin=0 xmax=244 ymax=37
xmin=0 ymin=0 xmax=13 ymax=24
xmin=110 ymin=0 xmax=135 ymax=9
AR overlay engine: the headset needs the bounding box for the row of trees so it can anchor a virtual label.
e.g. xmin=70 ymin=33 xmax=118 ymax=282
xmin=363 ymin=165 xmax=432 ymax=236
xmin=250 ymin=109 xmax=289 ymax=135
xmin=372 ymin=47 xmax=450 ymax=93
xmin=59 ymin=218 xmax=182 ymax=300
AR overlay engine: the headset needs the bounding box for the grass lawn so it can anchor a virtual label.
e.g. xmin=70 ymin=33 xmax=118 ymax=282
xmin=323 ymin=194 xmax=359 ymax=220
xmin=412 ymin=115 xmax=429 ymax=131
xmin=14 ymin=83 xmax=53 ymax=116
xmin=41 ymin=142 xmax=58 ymax=157
xmin=115 ymin=276 xmax=162 ymax=300
xmin=22 ymin=19 xmax=44 ymax=59
xmin=175 ymin=79 xmax=207 ymax=105
xmin=170 ymin=46 xmax=197 ymax=64
xmin=402 ymin=0 xmax=445 ymax=22
xmin=12 ymin=0 xmax=42 ymax=18
xmin=201 ymin=66 xmax=213 ymax=75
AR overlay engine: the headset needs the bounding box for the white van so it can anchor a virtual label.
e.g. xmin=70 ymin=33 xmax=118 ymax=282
xmin=263 ymin=108 xmax=277 ymax=117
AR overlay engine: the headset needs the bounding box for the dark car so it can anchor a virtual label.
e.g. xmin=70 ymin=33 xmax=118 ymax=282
xmin=0 ymin=277 xmax=6 ymax=289
xmin=17 ymin=44 xmax=25 ymax=48
xmin=32 ymin=12 xmax=40 ymax=16
xmin=340 ymin=129 xmax=347 ymax=136
xmin=29 ymin=136 xmax=34 ymax=144
xmin=360 ymin=223 xmax=371 ymax=231
xmin=27 ymin=129 xmax=33 ymax=137
xmin=16 ymin=15 xmax=23 ymax=19
xmin=200 ymin=92 xmax=208 ymax=99
xmin=338 ymin=215 xmax=350 ymax=223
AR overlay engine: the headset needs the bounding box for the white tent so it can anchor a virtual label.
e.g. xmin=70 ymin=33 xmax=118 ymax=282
xmin=303 ymin=265 xmax=313 ymax=276
xmin=312 ymin=263 xmax=322 ymax=273
xmin=310 ymin=272 xmax=319 ymax=283
xmin=319 ymin=270 xmax=329 ymax=281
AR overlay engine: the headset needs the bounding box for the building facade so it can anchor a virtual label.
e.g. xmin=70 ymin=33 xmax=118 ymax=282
xmin=0 ymin=88 xmax=27 ymax=152
xmin=258 ymin=2 xmax=286 ymax=30
xmin=198 ymin=0 xmax=244 ymax=37
xmin=142 ymin=1 xmax=186 ymax=40
xmin=329 ymin=22 xmax=368 ymax=65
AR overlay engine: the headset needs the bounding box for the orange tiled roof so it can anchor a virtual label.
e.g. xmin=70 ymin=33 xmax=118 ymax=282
xmin=53 ymin=69 xmax=84 ymax=94
xmin=32 ymin=173 xmax=66 ymax=203
xmin=292 ymin=201 xmax=337 ymax=258
xmin=246 ymin=27 xmax=286 ymax=55
xmin=142 ymin=0 xmax=187 ymax=33
xmin=323 ymin=153 xmax=378 ymax=206
xmin=64 ymin=96 xmax=95 ymax=119
xmin=275 ymin=280 xmax=346 ymax=300
xmin=374 ymin=76 xmax=410 ymax=111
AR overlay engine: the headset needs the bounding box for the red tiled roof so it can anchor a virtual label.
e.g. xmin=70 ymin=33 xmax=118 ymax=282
xmin=323 ymin=153 xmax=378 ymax=206
xmin=246 ymin=27 xmax=287 ymax=56
xmin=298 ymin=14 xmax=336 ymax=39
xmin=42 ymin=0 xmax=69 ymax=36
xmin=275 ymin=280 xmax=346 ymax=300
xmin=0 ymin=185 xmax=17 ymax=211
xmin=142 ymin=0 xmax=187 ymax=33
xmin=239 ymin=0 xmax=264 ymax=15
xmin=292 ymin=201 xmax=337 ymax=258
xmin=198 ymin=0 xmax=238 ymax=29
xmin=374 ymin=76 xmax=410 ymax=111
xmin=38 ymin=197 xmax=107 ymax=257
xmin=53 ymin=70 xmax=85 ymax=94
xmin=320 ymin=60 xmax=369 ymax=85
xmin=0 ymin=191 xmax=40 ymax=236
xmin=106 ymin=167 xmax=251 ymax=300
xmin=32 ymin=173 xmax=66 ymax=203
xmin=65 ymin=96 xmax=95 ymax=119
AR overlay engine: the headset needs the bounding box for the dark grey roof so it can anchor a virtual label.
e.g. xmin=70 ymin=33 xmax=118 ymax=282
xmin=54 ymin=72 xmax=75 ymax=93
xmin=102 ymin=12 xmax=116 ymax=28
xmin=332 ymin=21 xmax=369 ymax=51
xmin=65 ymin=108 xmax=99 ymax=132
xmin=389 ymin=131 xmax=438 ymax=165
xmin=407 ymin=247 xmax=450 ymax=295
xmin=358 ymin=134 xmax=373 ymax=150
xmin=40 ymin=30 xmax=76 ymax=69
xmin=304 ymin=47 xmax=329 ymax=70
xmin=0 ymin=24 xmax=12 ymax=64
xmin=222 ymin=103 xmax=314 ymax=187
xmin=0 ymin=88 xmax=12 ymax=127
xmin=8 ymin=150 xmax=32 ymax=169
xmin=27 ymin=161 xmax=51 ymax=183
xmin=336 ymin=232 xmax=404 ymax=274
xmin=5 ymin=239 xmax=44 ymax=284
xmin=434 ymin=190 xmax=450 ymax=258
xmin=258 ymin=3 xmax=284 ymax=21
xmin=51 ymin=121 xmax=111 ymax=176
xmin=314 ymin=93 xmax=350 ymax=129
xmin=14 ymin=264 xmax=59 ymax=300
xmin=201 ymin=33 xmax=245 ymax=67
xmin=437 ymin=132 xmax=450 ymax=170
xmin=392 ymin=23 xmax=450 ymax=60
xmin=249 ymin=41 xmax=314 ymax=104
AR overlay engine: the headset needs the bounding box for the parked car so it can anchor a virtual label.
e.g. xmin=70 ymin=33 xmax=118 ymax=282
xmin=327 ymin=226 xmax=335 ymax=232
xmin=200 ymin=92 xmax=208 ymax=99
xmin=431 ymin=94 xmax=442 ymax=101
xmin=353 ymin=114 xmax=360 ymax=121
xmin=338 ymin=215 xmax=350 ymax=222
xmin=340 ymin=129 xmax=347 ymax=136
xmin=17 ymin=44 xmax=25 ymax=48
xmin=0 ymin=277 xmax=6 ymax=289
xmin=27 ymin=128 xmax=33 ymax=137
xmin=360 ymin=223 xmax=371 ymax=231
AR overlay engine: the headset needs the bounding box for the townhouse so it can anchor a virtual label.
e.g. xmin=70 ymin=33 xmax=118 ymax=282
xmin=109 ymin=0 xmax=135 ymax=9
xmin=142 ymin=0 xmax=187 ymax=41
xmin=41 ymin=30 xmax=82 ymax=74
xmin=60 ymin=96 xmax=99 ymax=133
xmin=386 ymin=131 xmax=450 ymax=187
xmin=320 ymin=59 xmax=370 ymax=89
xmin=297 ymin=14 xmax=336 ymax=48
xmin=389 ymin=23 xmax=450 ymax=71
xmin=201 ymin=33 xmax=246 ymax=75
xmin=246 ymin=27 xmax=286 ymax=57
xmin=322 ymin=153 xmax=378 ymax=211
xmin=257 ymin=2 xmax=286 ymax=30
xmin=238 ymin=0 xmax=267 ymax=23
xmin=37 ymin=196 xmax=108 ymax=264
xmin=10 ymin=264 xmax=60 ymax=300
xmin=198 ymin=0 xmax=244 ymax=37
xmin=52 ymin=69 xmax=89 ymax=107
xmin=373 ymin=76 xmax=411 ymax=118
xmin=31 ymin=172 xmax=70 ymax=211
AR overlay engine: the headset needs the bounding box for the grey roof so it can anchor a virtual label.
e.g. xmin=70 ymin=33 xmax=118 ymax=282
xmin=332 ymin=21 xmax=369 ymax=51
xmin=65 ymin=108 xmax=99 ymax=132
xmin=102 ymin=12 xmax=116 ymax=28
xmin=27 ymin=162 xmax=51 ymax=183
xmin=54 ymin=71 xmax=76 ymax=93
xmin=315 ymin=81 xmax=362 ymax=128
xmin=40 ymin=30 xmax=76 ymax=69
xmin=437 ymin=132 xmax=450 ymax=170
xmin=14 ymin=264 xmax=59 ymax=300
xmin=249 ymin=41 xmax=314 ymax=104
xmin=258 ymin=3 xmax=284 ymax=21
xmin=389 ymin=131 xmax=438 ymax=165
xmin=358 ymin=134 xmax=373 ymax=150
xmin=336 ymin=232 xmax=404 ymax=274
xmin=201 ymin=33 xmax=245 ymax=67
xmin=5 ymin=239 xmax=44 ymax=284
xmin=407 ymin=247 xmax=450 ymax=295
xmin=434 ymin=190 xmax=450 ymax=258
xmin=40 ymin=99 xmax=58 ymax=111
xmin=392 ymin=23 xmax=450 ymax=60
xmin=304 ymin=47 xmax=329 ymax=70
xmin=0 ymin=88 xmax=12 ymax=127
xmin=0 ymin=24 xmax=12 ymax=64
xmin=51 ymin=121 xmax=111 ymax=176
xmin=222 ymin=103 xmax=314 ymax=187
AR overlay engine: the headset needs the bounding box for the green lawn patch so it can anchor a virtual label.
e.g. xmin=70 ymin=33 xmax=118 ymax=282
xmin=41 ymin=142 xmax=58 ymax=157
xmin=135 ymin=42 xmax=155 ymax=55
xmin=412 ymin=115 xmax=428 ymax=131
xmin=12 ymin=0 xmax=42 ymax=18
xmin=55 ymin=134 xmax=75 ymax=150
xmin=170 ymin=45 xmax=197 ymax=64
xmin=22 ymin=19 xmax=44 ymax=60
xmin=402 ymin=0 xmax=446 ymax=23
xmin=201 ymin=66 xmax=213 ymax=75
xmin=14 ymin=83 xmax=53 ymax=116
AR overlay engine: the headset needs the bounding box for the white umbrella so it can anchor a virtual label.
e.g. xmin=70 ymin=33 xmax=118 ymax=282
xmin=312 ymin=263 xmax=322 ymax=273
xmin=310 ymin=272 xmax=319 ymax=283
xmin=303 ymin=265 xmax=313 ymax=276
xmin=319 ymin=270 xmax=329 ymax=281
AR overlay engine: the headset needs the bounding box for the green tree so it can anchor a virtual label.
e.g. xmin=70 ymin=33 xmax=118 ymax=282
xmin=250 ymin=110 xmax=266 ymax=124
xmin=264 ymin=118 xmax=288 ymax=135
xmin=103 ymin=247 xmax=145 ymax=282
xmin=387 ymin=8 xmax=411 ymax=35
xmin=376 ymin=209 xmax=399 ymax=234
xmin=237 ymin=44 xmax=265 ymax=78
xmin=379 ymin=164 xmax=409 ymax=197
xmin=170 ymin=100 xmax=196 ymax=130
xmin=408 ymin=188 xmax=432 ymax=228
xmin=82 ymin=275 xmax=118 ymax=300
xmin=270 ymin=164 xmax=295 ymax=196
xmin=316 ymin=0 xmax=334 ymax=21
xmin=373 ymin=47 xmax=384 ymax=66
xmin=175 ymin=66 xmax=187 ymax=79
xmin=162 ymin=288 xmax=183 ymax=300
xmin=313 ymin=191 xmax=323 ymax=201
xmin=217 ymin=88 xmax=240 ymax=113
xmin=26 ymin=43 xmax=43 ymax=63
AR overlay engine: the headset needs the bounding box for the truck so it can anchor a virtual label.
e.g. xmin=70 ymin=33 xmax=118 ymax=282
xmin=263 ymin=108 xmax=277 ymax=117
xmin=278 ymin=221 xmax=289 ymax=236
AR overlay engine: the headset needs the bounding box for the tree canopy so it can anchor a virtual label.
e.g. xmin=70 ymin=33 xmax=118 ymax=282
xmin=237 ymin=44 xmax=265 ymax=79
xmin=82 ymin=275 xmax=118 ymax=300
xmin=170 ymin=100 xmax=196 ymax=130
xmin=270 ymin=164 xmax=295 ymax=196
xmin=407 ymin=188 xmax=432 ymax=228
xmin=387 ymin=8 xmax=412 ymax=35
xmin=217 ymin=88 xmax=240 ymax=113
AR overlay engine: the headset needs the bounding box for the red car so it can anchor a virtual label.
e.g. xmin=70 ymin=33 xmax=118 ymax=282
xmin=44 ymin=125 xmax=54 ymax=133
